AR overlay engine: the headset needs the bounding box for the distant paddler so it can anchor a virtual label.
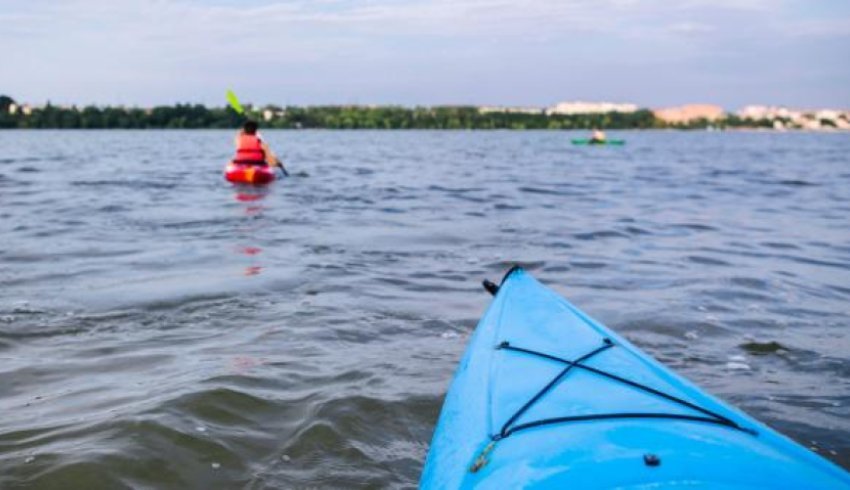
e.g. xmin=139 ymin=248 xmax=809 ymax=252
xmin=590 ymin=128 xmax=607 ymax=144
xmin=571 ymin=130 xmax=624 ymax=146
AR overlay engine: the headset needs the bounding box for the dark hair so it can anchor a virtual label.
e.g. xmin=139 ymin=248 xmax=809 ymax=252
xmin=243 ymin=120 xmax=259 ymax=134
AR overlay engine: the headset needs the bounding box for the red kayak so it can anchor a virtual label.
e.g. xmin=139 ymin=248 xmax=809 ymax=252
xmin=224 ymin=162 xmax=276 ymax=185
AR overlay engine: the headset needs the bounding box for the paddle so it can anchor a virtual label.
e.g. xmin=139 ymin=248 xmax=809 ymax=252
xmin=226 ymin=89 xmax=289 ymax=177
xmin=226 ymin=89 xmax=244 ymax=116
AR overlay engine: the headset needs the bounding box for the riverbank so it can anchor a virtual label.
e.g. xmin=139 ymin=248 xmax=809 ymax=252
xmin=3 ymin=97 xmax=847 ymax=131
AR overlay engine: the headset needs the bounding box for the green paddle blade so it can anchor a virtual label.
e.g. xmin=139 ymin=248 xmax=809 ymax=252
xmin=226 ymin=89 xmax=244 ymax=115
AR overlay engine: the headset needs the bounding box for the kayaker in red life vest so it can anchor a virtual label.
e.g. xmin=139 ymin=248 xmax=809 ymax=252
xmin=233 ymin=120 xmax=283 ymax=167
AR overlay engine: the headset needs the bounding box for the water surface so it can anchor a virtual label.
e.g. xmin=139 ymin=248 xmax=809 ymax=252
xmin=1 ymin=130 xmax=848 ymax=488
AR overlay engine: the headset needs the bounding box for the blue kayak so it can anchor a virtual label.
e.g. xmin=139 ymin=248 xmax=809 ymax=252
xmin=421 ymin=267 xmax=850 ymax=489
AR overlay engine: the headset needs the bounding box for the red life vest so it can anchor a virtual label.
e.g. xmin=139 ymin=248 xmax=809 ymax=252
xmin=234 ymin=134 xmax=266 ymax=164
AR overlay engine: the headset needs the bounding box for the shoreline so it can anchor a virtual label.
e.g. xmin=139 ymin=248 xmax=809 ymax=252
xmin=2 ymin=127 xmax=848 ymax=132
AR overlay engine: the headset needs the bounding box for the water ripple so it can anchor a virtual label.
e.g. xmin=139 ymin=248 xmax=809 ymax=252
xmin=0 ymin=130 xmax=848 ymax=486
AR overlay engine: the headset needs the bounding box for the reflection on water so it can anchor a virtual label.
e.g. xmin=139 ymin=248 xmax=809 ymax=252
xmin=0 ymin=130 xmax=848 ymax=488
xmin=233 ymin=188 xmax=268 ymax=277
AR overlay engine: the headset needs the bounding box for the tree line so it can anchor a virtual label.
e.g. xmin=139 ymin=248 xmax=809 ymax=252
xmin=0 ymin=95 xmax=771 ymax=130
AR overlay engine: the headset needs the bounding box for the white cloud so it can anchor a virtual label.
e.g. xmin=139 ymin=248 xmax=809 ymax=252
xmin=668 ymin=22 xmax=715 ymax=35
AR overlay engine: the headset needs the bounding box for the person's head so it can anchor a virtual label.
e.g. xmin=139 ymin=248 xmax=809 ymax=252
xmin=243 ymin=120 xmax=259 ymax=135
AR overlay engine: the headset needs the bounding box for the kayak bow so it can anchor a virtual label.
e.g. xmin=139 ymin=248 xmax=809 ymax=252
xmin=420 ymin=267 xmax=850 ymax=489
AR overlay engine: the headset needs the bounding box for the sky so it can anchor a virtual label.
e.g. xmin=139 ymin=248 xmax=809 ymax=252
xmin=1 ymin=0 xmax=848 ymax=109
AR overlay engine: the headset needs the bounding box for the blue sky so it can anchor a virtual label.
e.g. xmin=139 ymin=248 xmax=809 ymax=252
xmin=1 ymin=0 xmax=848 ymax=108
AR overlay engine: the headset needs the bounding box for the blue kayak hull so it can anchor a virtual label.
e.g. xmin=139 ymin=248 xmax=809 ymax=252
xmin=421 ymin=267 xmax=850 ymax=489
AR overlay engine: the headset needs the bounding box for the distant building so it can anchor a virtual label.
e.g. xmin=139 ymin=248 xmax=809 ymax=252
xmin=479 ymin=106 xmax=543 ymax=115
xmin=654 ymin=104 xmax=724 ymax=124
xmin=799 ymin=118 xmax=821 ymax=130
xmin=738 ymin=105 xmax=790 ymax=120
xmin=815 ymin=109 xmax=841 ymax=121
xmin=262 ymin=108 xmax=286 ymax=121
xmin=546 ymin=101 xmax=638 ymax=115
xmin=736 ymin=105 xmax=850 ymax=130
xmin=6 ymin=102 xmax=34 ymax=116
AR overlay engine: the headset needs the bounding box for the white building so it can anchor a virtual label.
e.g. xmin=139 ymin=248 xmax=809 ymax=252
xmin=738 ymin=105 xmax=850 ymax=130
xmin=546 ymin=101 xmax=638 ymax=115
xmin=737 ymin=105 xmax=790 ymax=120
xmin=479 ymin=106 xmax=543 ymax=115
xmin=5 ymin=103 xmax=33 ymax=116
xmin=815 ymin=109 xmax=841 ymax=121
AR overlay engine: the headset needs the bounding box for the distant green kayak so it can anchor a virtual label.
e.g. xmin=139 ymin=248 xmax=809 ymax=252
xmin=572 ymin=139 xmax=625 ymax=145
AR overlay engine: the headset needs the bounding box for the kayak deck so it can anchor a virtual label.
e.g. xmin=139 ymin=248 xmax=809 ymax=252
xmin=224 ymin=162 xmax=276 ymax=185
xmin=420 ymin=267 xmax=850 ymax=489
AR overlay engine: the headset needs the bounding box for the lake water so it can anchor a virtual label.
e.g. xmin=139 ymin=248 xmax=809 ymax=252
xmin=1 ymin=130 xmax=848 ymax=488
